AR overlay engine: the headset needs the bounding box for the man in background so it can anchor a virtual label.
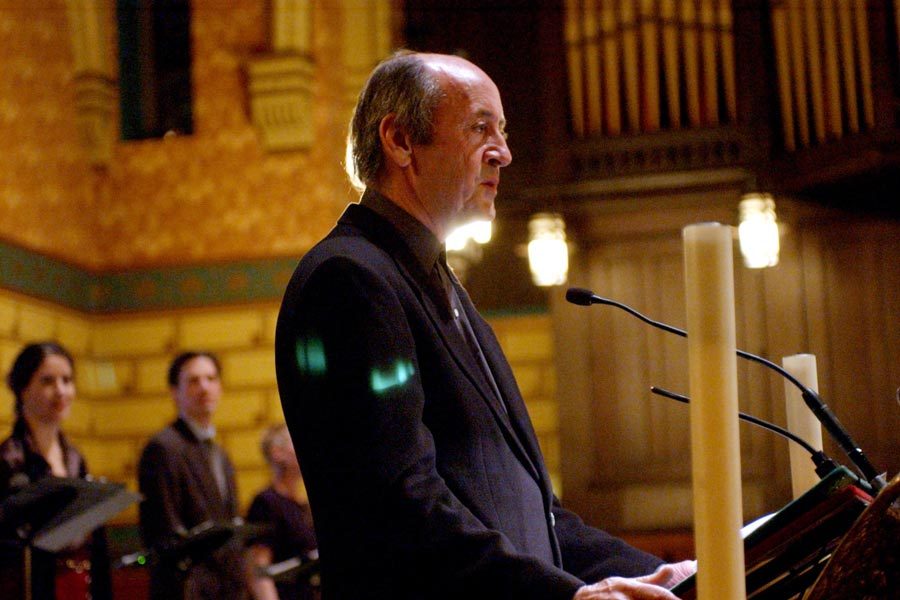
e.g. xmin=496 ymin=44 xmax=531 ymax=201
xmin=138 ymin=351 xmax=247 ymax=600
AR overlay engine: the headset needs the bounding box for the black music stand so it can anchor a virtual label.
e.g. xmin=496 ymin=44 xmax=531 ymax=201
xmin=116 ymin=518 xmax=271 ymax=572
xmin=158 ymin=520 xmax=237 ymax=573
xmin=0 ymin=477 xmax=140 ymax=600
xmin=115 ymin=518 xmax=266 ymax=600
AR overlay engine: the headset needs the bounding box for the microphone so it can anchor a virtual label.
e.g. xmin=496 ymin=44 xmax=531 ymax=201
xmin=566 ymin=286 xmax=887 ymax=492
xmin=650 ymin=386 xmax=839 ymax=479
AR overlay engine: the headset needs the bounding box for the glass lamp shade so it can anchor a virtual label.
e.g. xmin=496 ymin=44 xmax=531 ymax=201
xmin=738 ymin=194 xmax=780 ymax=269
xmin=528 ymin=213 xmax=569 ymax=286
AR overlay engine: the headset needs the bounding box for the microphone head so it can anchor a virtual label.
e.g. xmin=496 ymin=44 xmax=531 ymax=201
xmin=565 ymin=287 xmax=596 ymax=306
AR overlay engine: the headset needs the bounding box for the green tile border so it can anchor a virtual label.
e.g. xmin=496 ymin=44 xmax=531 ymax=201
xmin=0 ymin=241 xmax=93 ymax=311
xmin=0 ymin=239 xmax=300 ymax=313
xmin=0 ymin=240 xmax=549 ymax=316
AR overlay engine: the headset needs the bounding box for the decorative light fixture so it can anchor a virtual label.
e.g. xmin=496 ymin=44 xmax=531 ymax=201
xmin=738 ymin=193 xmax=780 ymax=269
xmin=445 ymin=220 xmax=492 ymax=282
xmin=527 ymin=213 xmax=569 ymax=286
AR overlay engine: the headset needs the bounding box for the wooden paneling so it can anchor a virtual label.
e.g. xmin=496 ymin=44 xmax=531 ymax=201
xmin=554 ymin=194 xmax=899 ymax=533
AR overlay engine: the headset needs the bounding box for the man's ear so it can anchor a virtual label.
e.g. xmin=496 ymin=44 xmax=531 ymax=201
xmin=379 ymin=113 xmax=413 ymax=169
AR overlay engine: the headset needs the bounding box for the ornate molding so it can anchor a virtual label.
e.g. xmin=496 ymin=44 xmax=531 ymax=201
xmin=246 ymin=0 xmax=314 ymax=152
xmin=342 ymin=0 xmax=392 ymax=116
xmin=73 ymin=72 xmax=116 ymax=167
xmin=65 ymin=0 xmax=114 ymax=167
xmin=569 ymin=126 xmax=756 ymax=181
xmin=246 ymin=53 xmax=314 ymax=152
xmin=272 ymin=0 xmax=312 ymax=53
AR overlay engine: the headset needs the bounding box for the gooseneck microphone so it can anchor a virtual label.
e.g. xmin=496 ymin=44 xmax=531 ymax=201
xmin=566 ymin=287 xmax=887 ymax=492
xmin=650 ymin=385 xmax=839 ymax=478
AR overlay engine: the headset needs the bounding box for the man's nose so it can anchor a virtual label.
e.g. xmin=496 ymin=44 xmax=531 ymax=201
xmin=486 ymin=138 xmax=512 ymax=168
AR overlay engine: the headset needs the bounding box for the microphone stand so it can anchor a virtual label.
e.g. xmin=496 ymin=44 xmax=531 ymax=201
xmin=650 ymin=386 xmax=840 ymax=481
xmin=567 ymin=287 xmax=888 ymax=492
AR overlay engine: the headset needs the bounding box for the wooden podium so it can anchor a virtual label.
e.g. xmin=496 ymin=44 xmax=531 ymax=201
xmin=804 ymin=471 xmax=900 ymax=599
xmin=672 ymin=467 xmax=899 ymax=599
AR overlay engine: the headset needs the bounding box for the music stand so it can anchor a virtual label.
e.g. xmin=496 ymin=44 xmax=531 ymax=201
xmin=0 ymin=478 xmax=77 ymax=542
xmin=0 ymin=477 xmax=140 ymax=600
xmin=116 ymin=518 xmax=271 ymax=572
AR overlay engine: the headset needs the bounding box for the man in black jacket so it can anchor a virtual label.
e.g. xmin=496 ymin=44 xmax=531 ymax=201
xmin=275 ymin=51 xmax=693 ymax=600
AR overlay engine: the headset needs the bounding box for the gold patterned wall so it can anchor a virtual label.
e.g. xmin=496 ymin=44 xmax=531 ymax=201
xmin=99 ymin=0 xmax=355 ymax=269
xmin=0 ymin=1 xmax=104 ymax=268
xmin=1 ymin=0 xmax=359 ymax=270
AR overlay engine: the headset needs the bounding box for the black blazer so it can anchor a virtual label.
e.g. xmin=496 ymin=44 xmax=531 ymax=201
xmin=275 ymin=202 xmax=662 ymax=600
xmin=138 ymin=418 xmax=246 ymax=600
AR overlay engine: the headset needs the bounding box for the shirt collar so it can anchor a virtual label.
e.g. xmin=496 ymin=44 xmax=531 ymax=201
xmin=181 ymin=415 xmax=216 ymax=442
xmin=360 ymin=188 xmax=444 ymax=274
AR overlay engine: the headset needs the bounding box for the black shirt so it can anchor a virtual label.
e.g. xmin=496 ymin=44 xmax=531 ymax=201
xmin=247 ymin=486 xmax=319 ymax=600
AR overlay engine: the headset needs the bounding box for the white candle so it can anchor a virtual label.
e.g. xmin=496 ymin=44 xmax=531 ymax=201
xmin=783 ymin=354 xmax=824 ymax=498
xmin=683 ymin=223 xmax=746 ymax=600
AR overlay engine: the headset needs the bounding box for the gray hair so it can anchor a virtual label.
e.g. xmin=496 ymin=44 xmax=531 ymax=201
xmin=347 ymin=51 xmax=445 ymax=188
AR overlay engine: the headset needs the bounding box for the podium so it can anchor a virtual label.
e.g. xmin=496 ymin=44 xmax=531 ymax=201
xmin=804 ymin=471 xmax=900 ymax=599
xmin=0 ymin=477 xmax=140 ymax=600
xmin=671 ymin=467 xmax=899 ymax=599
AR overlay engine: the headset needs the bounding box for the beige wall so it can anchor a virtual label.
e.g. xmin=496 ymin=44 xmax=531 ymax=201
xmin=554 ymin=192 xmax=900 ymax=532
xmin=0 ymin=288 xmax=561 ymax=524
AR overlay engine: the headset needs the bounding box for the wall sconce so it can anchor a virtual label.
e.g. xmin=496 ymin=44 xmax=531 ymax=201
xmin=738 ymin=193 xmax=780 ymax=269
xmin=445 ymin=220 xmax=492 ymax=282
xmin=528 ymin=213 xmax=569 ymax=286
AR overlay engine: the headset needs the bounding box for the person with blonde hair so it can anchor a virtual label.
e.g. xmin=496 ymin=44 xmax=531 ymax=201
xmin=246 ymin=423 xmax=318 ymax=600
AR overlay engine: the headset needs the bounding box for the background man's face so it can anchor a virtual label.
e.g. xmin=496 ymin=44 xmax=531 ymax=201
xmin=173 ymin=355 xmax=222 ymax=424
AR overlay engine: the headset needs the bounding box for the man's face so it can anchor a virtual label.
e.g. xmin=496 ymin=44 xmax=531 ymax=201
xmin=172 ymin=355 xmax=222 ymax=425
xmin=412 ymin=58 xmax=512 ymax=234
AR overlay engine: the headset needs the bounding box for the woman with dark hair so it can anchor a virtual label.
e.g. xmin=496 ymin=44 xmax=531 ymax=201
xmin=1 ymin=341 xmax=111 ymax=600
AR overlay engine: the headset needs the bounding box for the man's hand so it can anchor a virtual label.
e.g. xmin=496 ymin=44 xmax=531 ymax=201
xmin=573 ymin=560 xmax=697 ymax=600
xmin=648 ymin=560 xmax=696 ymax=588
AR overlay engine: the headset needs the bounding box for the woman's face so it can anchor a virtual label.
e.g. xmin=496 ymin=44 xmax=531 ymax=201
xmin=20 ymin=353 xmax=75 ymax=427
